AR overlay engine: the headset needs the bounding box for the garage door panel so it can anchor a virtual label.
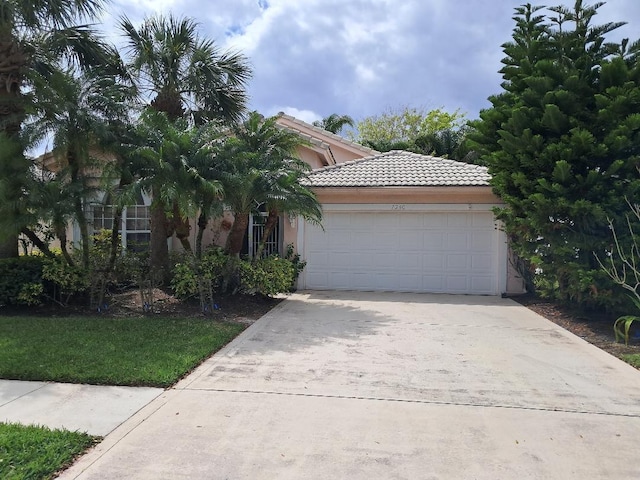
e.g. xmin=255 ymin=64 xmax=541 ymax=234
xmin=423 ymin=233 xmax=444 ymax=248
xmin=350 ymin=214 xmax=374 ymax=228
xmin=472 ymin=232 xmax=493 ymax=251
xmin=423 ymin=213 xmax=447 ymax=228
xmin=330 ymin=215 xmax=354 ymax=228
xmin=374 ymin=214 xmax=398 ymax=229
xmin=471 ymin=276 xmax=494 ymax=293
xmin=447 ymin=214 xmax=471 ymax=227
xmin=304 ymin=211 xmax=499 ymax=295
xmin=398 ymin=231 xmax=422 ymax=249
xmin=423 ymin=253 xmax=444 ymax=269
xmin=396 ymin=253 xmax=421 ymax=269
xmin=446 ymin=254 xmax=469 ymax=270
xmin=373 ymin=232 xmax=396 ymax=249
xmin=326 ymin=272 xmax=350 ymax=289
xmin=329 ymin=252 xmax=352 ymax=267
xmin=328 ymin=232 xmax=351 ymax=248
xmin=472 ymin=214 xmax=494 ymax=227
xmin=306 ymin=271 xmax=328 ymax=288
xmin=399 ymin=214 xmax=422 ymax=228
xmin=423 ymin=275 xmax=444 ymax=291
xmin=446 ymin=233 xmax=469 ymax=250
xmin=376 ymin=252 xmax=396 ymax=268
xmin=446 ymin=276 xmax=469 ymax=292
xmin=377 ymin=273 xmax=421 ymax=291
xmin=352 ymin=273 xmax=376 ymax=289
xmin=471 ymin=254 xmax=493 ymax=271
xmin=306 ymin=251 xmax=329 ymax=265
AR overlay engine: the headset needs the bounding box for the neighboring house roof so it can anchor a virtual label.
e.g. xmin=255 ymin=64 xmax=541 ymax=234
xmin=275 ymin=113 xmax=378 ymax=165
xmin=306 ymin=150 xmax=491 ymax=187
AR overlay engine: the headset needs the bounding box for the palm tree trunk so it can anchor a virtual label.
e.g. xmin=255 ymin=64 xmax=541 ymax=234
xmin=173 ymin=202 xmax=192 ymax=253
xmin=225 ymin=212 xmax=249 ymax=257
xmin=195 ymin=208 xmax=209 ymax=259
xmin=54 ymin=225 xmax=75 ymax=266
xmin=0 ymin=35 xmax=27 ymax=259
xmin=149 ymin=192 xmax=170 ymax=281
xmin=20 ymin=228 xmax=55 ymax=259
xmin=74 ymin=198 xmax=91 ymax=267
xmin=254 ymin=209 xmax=278 ymax=260
xmin=107 ymin=207 xmax=123 ymax=272
xmin=66 ymin=150 xmax=90 ymax=268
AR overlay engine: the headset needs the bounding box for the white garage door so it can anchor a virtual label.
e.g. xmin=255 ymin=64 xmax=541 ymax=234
xmin=302 ymin=210 xmax=501 ymax=295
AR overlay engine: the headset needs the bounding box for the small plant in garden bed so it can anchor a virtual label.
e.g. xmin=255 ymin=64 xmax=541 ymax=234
xmin=596 ymin=202 xmax=640 ymax=346
xmin=0 ymin=422 xmax=97 ymax=480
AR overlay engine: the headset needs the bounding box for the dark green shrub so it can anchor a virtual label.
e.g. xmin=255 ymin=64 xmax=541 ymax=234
xmin=171 ymin=250 xmax=296 ymax=300
xmin=42 ymin=256 xmax=90 ymax=305
xmin=0 ymin=256 xmax=46 ymax=306
xmin=284 ymin=243 xmax=306 ymax=290
xmin=170 ymin=248 xmax=234 ymax=299
xmin=240 ymin=256 xmax=295 ymax=296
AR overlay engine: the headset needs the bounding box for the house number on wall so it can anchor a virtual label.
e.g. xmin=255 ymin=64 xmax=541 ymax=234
xmin=391 ymin=204 xmax=406 ymax=210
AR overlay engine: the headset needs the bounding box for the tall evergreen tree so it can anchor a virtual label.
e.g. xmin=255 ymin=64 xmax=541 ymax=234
xmin=470 ymin=1 xmax=640 ymax=309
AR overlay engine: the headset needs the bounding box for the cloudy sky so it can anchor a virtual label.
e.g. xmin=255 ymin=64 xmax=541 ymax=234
xmin=99 ymin=0 xmax=640 ymax=126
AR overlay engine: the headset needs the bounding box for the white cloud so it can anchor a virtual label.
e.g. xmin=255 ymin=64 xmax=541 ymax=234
xmin=95 ymin=0 xmax=640 ymax=123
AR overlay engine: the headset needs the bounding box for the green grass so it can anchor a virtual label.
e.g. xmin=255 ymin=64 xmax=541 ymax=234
xmin=622 ymin=353 xmax=640 ymax=369
xmin=0 ymin=422 xmax=96 ymax=480
xmin=0 ymin=316 xmax=245 ymax=387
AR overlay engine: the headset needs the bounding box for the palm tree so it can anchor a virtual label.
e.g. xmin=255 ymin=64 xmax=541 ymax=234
xmin=413 ymin=127 xmax=478 ymax=162
xmin=0 ymin=0 xmax=111 ymax=258
xmin=24 ymin=172 xmax=77 ymax=264
xmin=312 ymin=113 xmax=354 ymax=135
xmin=120 ymin=13 xmax=252 ymax=272
xmin=184 ymin=123 xmax=227 ymax=259
xmin=220 ymin=112 xmax=321 ymax=257
xmin=254 ymin=171 xmax=322 ymax=260
xmin=124 ymin=111 xmax=222 ymax=275
xmin=24 ymin=63 xmax=134 ymax=268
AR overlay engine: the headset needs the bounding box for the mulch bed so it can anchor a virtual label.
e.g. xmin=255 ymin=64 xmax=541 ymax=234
xmin=0 ymin=288 xmax=283 ymax=325
xmin=514 ymin=294 xmax=640 ymax=364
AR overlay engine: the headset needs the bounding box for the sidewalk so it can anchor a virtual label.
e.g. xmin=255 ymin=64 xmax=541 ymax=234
xmin=0 ymin=379 xmax=162 ymax=436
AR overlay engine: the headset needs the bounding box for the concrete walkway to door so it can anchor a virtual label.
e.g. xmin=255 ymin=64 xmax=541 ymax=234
xmin=60 ymin=291 xmax=640 ymax=479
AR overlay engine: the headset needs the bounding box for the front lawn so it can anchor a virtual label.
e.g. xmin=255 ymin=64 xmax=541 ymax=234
xmin=0 ymin=422 xmax=96 ymax=480
xmin=0 ymin=316 xmax=245 ymax=387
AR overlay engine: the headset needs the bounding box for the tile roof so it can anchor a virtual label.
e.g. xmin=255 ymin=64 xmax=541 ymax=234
xmin=306 ymin=150 xmax=491 ymax=187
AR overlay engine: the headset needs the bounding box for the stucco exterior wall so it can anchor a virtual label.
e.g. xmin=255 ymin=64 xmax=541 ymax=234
xmin=313 ymin=186 xmax=502 ymax=205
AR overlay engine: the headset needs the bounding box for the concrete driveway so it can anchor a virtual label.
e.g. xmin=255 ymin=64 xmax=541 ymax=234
xmin=61 ymin=291 xmax=640 ymax=479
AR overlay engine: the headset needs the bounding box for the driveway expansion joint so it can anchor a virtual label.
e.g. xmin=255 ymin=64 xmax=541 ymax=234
xmin=177 ymin=387 xmax=640 ymax=419
xmin=0 ymin=382 xmax=46 ymax=408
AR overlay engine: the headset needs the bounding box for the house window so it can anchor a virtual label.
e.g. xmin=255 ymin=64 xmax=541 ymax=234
xmin=124 ymin=204 xmax=151 ymax=252
xmin=92 ymin=193 xmax=150 ymax=252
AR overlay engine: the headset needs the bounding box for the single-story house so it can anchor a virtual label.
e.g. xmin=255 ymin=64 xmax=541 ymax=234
xmin=40 ymin=113 xmax=524 ymax=296
xmin=274 ymin=115 xmax=524 ymax=296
